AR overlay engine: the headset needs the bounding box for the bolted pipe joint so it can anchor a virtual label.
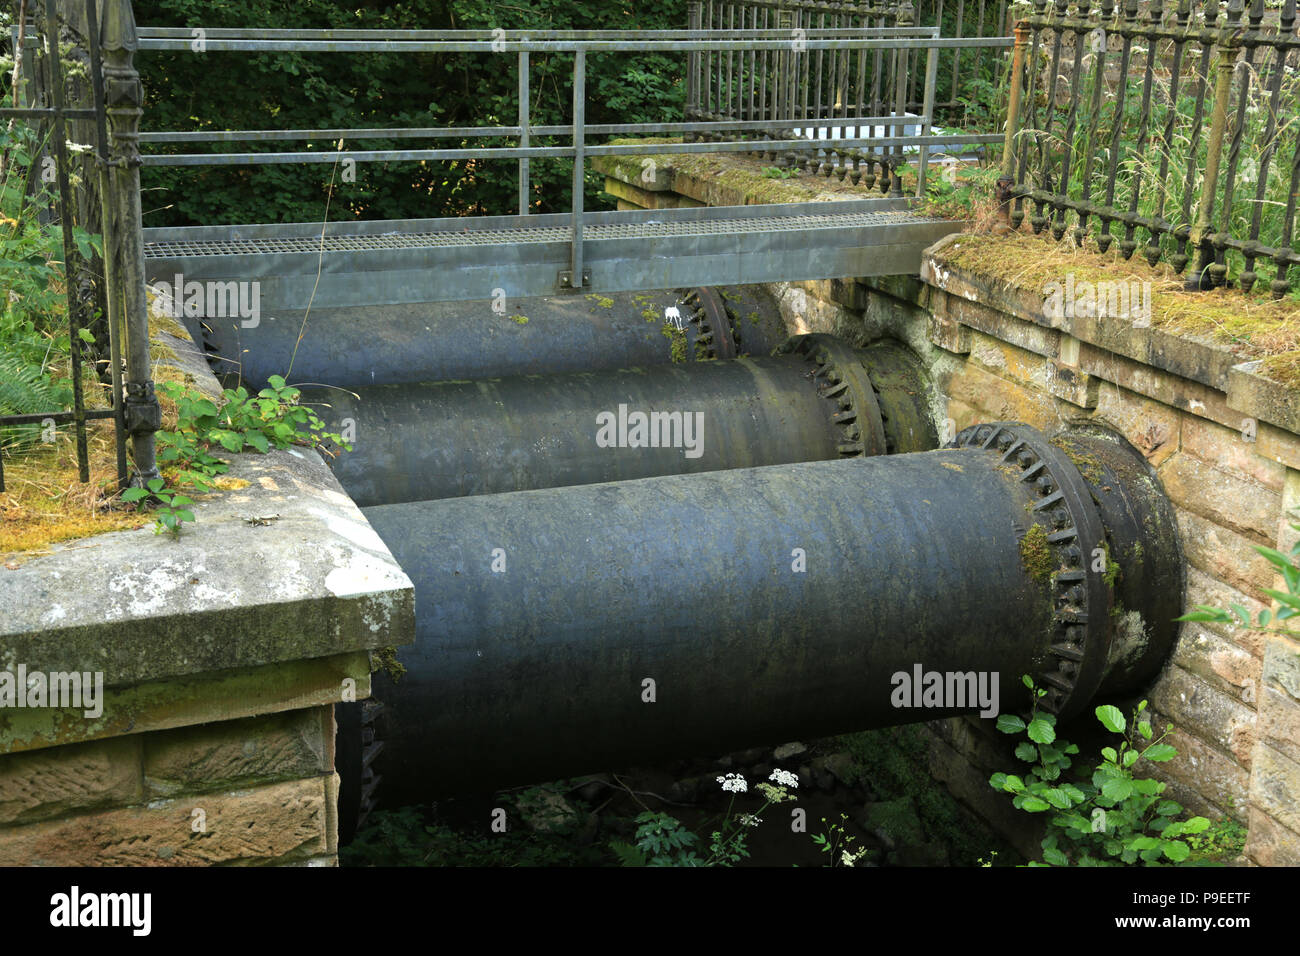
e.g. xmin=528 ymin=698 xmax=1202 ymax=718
xmin=947 ymin=422 xmax=1184 ymax=718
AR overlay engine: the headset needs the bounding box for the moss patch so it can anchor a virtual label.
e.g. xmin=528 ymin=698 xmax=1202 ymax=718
xmin=941 ymin=233 xmax=1300 ymax=384
xmin=1020 ymin=523 xmax=1055 ymax=583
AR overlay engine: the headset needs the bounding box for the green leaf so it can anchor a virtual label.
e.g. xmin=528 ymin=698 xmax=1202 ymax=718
xmin=1027 ymin=717 xmax=1056 ymax=744
xmin=1042 ymin=847 xmax=1068 ymax=866
xmin=1101 ymin=777 xmax=1134 ymax=802
xmin=1044 ymin=788 xmax=1073 ymax=809
xmin=121 ymin=487 xmax=149 ymax=503
xmin=1229 ymin=603 xmax=1251 ymax=625
xmin=1003 ymin=775 xmax=1025 ymax=794
xmin=1161 ymin=841 xmax=1190 ymax=862
xmin=1095 ymin=704 xmax=1126 ymax=733
xmin=1014 ymin=741 xmax=1038 ymax=763
xmin=1175 ymin=607 xmax=1234 ymax=623
xmin=1156 ymin=799 xmax=1182 ymax=816
xmin=1122 ymin=749 xmax=1140 ymax=768
xmin=244 ymin=431 xmax=270 ymax=454
xmin=1019 ymin=795 xmax=1050 ymax=812
xmin=1138 ymin=721 xmax=1152 ymax=740
xmin=1101 ymin=746 xmax=1118 ymax=763
xmin=1142 ymin=744 xmax=1178 ymax=763
xmin=1021 ymin=674 xmax=1035 ymax=690
xmin=995 ymin=714 xmax=1026 ymax=735
xmin=76 ymin=328 xmax=95 ymax=344
xmin=1258 ymin=609 xmax=1272 ymax=628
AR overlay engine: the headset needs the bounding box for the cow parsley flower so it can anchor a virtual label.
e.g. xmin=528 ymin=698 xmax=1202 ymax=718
xmin=769 ymin=768 xmax=799 ymax=788
xmin=716 ymin=772 xmax=748 ymax=793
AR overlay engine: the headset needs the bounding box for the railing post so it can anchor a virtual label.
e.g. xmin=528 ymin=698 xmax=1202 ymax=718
xmin=568 ymin=48 xmax=586 ymax=289
xmin=996 ymin=18 xmax=1030 ymax=220
xmin=100 ymin=0 xmax=159 ymax=484
xmin=917 ymin=44 xmax=939 ymax=199
xmin=891 ymin=0 xmax=914 ymax=197
xmin=687 ymin=0 xmax=702 ymax=137
xmin=1187 ymin=17 xmax=1242 ymax=290
xmin=518 ymin=50 xmax=530 ymax=216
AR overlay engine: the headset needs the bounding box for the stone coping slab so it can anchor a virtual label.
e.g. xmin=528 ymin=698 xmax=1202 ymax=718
xmin=0 ymin=308 xmax=414 ymax=700
xmin=921 ymin=233 xmax=1300 ymax=436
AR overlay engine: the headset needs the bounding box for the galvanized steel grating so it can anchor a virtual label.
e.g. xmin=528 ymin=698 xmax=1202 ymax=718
xmin=143 ymin=210 xmax=944 ymax=258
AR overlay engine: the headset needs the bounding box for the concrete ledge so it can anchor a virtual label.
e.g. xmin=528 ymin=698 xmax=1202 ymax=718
xmin=0 ymin=446 xmax=413 ymax=691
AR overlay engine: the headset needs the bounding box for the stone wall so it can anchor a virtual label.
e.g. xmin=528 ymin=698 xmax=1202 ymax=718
xmin=0 ymin=321 xmax=415 ymax=866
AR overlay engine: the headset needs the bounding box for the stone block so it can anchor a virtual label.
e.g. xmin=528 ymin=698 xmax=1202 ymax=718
xmin=144 ymin=707 xmax=331 ymax=798
xmin=1149 ymin=663 xmax=1257 ymax=767
xmin=1183 ymin=567 xmax=1267 ymax=657
xmin=1171 ymin=624 xmax=1263 ymax=704
xmin=1258 ymin=685 xmax=1300 ymax=757
xmin=1175 ymin=508 xmax=1278 ymax=601
xmin=1180 ymin=414 xmax=1287 ymax=491
xmin=0 ymin=776 xmax=329 ymax=866
xmin=0 ymin=736 xmax=142 ymax=827
xmin=1262 ymin=633 xmax=1300 ymax=701
xmin=1244 ymin=806 xmax=1300 ymax=866
xmin=928 ymin=310 xmax=971 ymax=355
xmin=939 ymin=360 xmax=1059 ymax=433
xmin=1228 ymin=359 xmax=1300 ymax=435
xmin=1091 ymin=381 xmax=1180 ymax=466
xmin=1247 ymin=743 xmax=1300 ymax=835
xmin=1157 ymin=454 xmax=1280 ymax=542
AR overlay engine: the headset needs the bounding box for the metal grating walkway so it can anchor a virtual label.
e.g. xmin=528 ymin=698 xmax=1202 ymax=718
xmin=142 ymin=200 xmax=962 ymax=308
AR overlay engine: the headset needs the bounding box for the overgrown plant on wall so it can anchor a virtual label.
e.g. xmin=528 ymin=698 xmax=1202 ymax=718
xmin=989 ymin=676 xmax=1214 ymax=866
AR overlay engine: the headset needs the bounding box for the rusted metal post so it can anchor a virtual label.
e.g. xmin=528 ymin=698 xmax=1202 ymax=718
xmin=100 ymin=0 xmax=159 ymax=484
xmin=1187 ymin=21 xmax=1242 ymax=290
xmin=997 ymin=19 xmax=1030 ymax=221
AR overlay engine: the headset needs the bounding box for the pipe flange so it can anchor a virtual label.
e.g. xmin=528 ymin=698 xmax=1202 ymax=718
xmin=681 ymin=287 xmax=737 ymax=360
xmin=949 ymin=422 xmax=1112 ymax=718
xmin=778 ymin=334 xmax=888 ymax=457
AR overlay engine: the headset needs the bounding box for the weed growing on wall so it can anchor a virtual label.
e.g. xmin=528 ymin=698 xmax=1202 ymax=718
xmin=990 ymin=676 xmax=1212 ymax=866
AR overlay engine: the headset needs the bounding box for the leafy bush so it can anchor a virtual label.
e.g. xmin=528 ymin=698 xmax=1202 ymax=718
xmin=990 ymin=676 xmax=1212 ymax=866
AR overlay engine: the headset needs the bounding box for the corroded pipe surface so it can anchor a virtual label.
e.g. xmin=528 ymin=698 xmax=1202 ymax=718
xmin=306 ymin=335 xmax=937 ymax=507
xmin=355 ymin=423 xmax=1182 ymax=808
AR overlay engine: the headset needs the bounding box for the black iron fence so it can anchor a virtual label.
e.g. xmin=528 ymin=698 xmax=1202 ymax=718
xmin=999 ymin=0 xmax=1300 ymax=296
xmin=0 ymin=0 xmax=131 ymax=493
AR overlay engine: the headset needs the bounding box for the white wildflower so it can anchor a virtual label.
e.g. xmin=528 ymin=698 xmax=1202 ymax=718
xmin=716 ymin=772 xmax=748 ymax=793
xmin=738 ymin=813 xmax=761 ymax=827
xmin=842 ymin=850 xmax=857 ymax=867
xmin=769 ymin=768 xmax=799 ymax=788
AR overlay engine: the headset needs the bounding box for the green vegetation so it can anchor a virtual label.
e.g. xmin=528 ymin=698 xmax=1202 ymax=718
xmin=125 ymin=376 xmax=351 ymax=537
xmin=129 ymin=0 xmax=689 ymax=227
xmin=833 ymin=724 xmax=1020 ymax=866
xmin=991 ymin=676 xmax=1216 ymax=866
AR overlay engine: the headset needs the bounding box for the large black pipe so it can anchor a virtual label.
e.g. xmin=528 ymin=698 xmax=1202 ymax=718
xmin=183 ymin=287 xmax=762 ymax=391
xmin=355 ymin=423 xmax=1183 ymax=809
xmin=305 ymin=335 xmax=937 ymax=508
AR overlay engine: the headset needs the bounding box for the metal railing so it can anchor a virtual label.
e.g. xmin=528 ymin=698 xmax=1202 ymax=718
xmin=0 ymin=0 xmax=133 ymax=493
xmin=999 ymin=0 xmax=1300 ymax=296
xmin=130 ymin=25 xmax=993 ymax=284
xmin=687 ymin=0 xmax=1016 ymax=125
